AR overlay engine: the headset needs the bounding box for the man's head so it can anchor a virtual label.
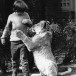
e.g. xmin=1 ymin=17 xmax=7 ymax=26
xmin=13 ymin=0 xmax=28 ymax=12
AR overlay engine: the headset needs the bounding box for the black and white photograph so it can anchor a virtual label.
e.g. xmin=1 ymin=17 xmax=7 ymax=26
xmin=0 ymin=0 xmax=76 ymax=76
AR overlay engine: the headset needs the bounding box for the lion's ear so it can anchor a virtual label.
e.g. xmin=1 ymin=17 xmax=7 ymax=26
xmin=45 ymin=21 xmax=50 ymax=31
xmin=43 ymin=22 xmax=47 ymax=29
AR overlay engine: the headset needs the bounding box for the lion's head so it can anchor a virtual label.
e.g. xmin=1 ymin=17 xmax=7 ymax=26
xmin=32 ymin=20 xmax=50 ymax=34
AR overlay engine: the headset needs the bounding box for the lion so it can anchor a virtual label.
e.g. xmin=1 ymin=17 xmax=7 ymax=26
xmin=16 ymin=21 xmax=57 ymax=76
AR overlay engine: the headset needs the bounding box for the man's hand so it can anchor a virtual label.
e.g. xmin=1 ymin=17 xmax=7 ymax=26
xmin=22 ymin=19 xmax=32 ymax=25
xmin=1 ymin=38 xmax=6 ymax=45
xmin=22 ymin=19 xmax=32 ymax=27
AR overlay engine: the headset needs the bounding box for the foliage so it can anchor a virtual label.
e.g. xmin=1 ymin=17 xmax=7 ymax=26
xmin=50 ymin=23 xmax=66 ymax=55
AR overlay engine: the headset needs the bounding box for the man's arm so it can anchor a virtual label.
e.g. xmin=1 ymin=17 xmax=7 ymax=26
xmin=1 ymin=15 xmax=12 ymax=44
xmin=1 ymin=15 xmax=12 ymax=38
xmin=22 ymin=12 xmax=32 ymax=27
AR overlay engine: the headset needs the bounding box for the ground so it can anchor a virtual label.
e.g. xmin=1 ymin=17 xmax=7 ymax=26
xmin=0 ymin=63 xmax=76 ymax=76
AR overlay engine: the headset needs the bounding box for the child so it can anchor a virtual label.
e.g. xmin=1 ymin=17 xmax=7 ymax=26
xmin=1 ymin=0 xmax=32 ymax=76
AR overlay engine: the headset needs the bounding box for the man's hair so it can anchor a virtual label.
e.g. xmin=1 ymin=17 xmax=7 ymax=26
xmin=13 ymin=0 xmax=28 ymax=12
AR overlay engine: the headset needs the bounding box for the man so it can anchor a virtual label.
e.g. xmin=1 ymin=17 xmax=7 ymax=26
xmin=1 ymin=0 xmax=32 ymax=76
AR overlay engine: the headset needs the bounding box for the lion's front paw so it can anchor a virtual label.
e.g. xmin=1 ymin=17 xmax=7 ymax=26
xmin=16 ymin=30 xmax=25 ymax=40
